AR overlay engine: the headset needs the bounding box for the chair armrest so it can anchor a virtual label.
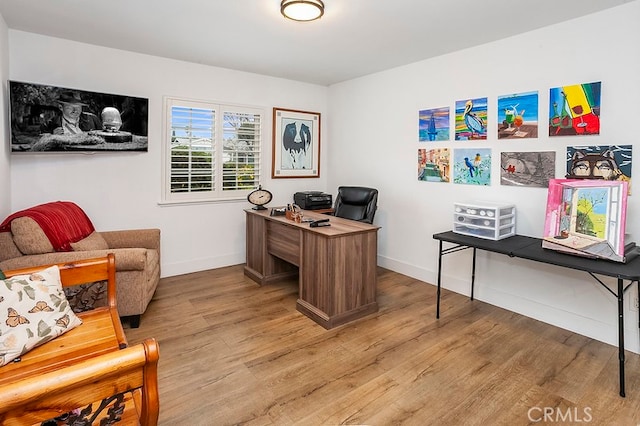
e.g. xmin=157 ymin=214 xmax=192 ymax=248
xmin=0 ymin=232 xmax=22 ymax=262
xmin=100 ymin=229 xmax=160 ymax=252
xmin=0 ymin=338 xmax=160 ymax=425
xmin=0 ymin=248 xmax=149 ymax=272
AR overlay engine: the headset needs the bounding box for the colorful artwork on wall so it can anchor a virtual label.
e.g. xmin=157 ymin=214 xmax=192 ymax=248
xmin=418 ymin=148 xmax=450 ymax=182
xmin=453 ymin=148 xmax=491 ymax=185
xmin=497 ymin=91 xmax=538 ymax=139
xmin=500 ymin=151 xmax=555 ymax=187
xmin=542 ymin=179 xmax=629 ymax=262
xmin=549 ymin=81 xmax=601 ymax=137
xmin=566 ymin=145 xmax=632 ymax=182
xmin=419 ymin=107 xmax=450 ymax=141
xmin=455 ymin=97 xmax=487 ymax=140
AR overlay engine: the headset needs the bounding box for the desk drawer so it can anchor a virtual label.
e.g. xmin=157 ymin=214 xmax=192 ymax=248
xmin=267 ymin=221 xmax=300 ymax=266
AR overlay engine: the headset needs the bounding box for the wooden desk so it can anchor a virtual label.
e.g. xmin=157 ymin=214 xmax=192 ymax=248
xmin=245 ymin=208 xmax=380 ymax=329
xmin=433 ymin=230 xmax=640 ymax=397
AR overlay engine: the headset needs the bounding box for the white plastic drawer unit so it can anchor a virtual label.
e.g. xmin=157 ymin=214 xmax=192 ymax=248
xmin=453 ymin=201 xmax=516 ymax=240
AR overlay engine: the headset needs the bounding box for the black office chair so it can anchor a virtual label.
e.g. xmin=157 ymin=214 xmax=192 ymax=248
xmin=333 ymin=186 xmax=378 ymax=224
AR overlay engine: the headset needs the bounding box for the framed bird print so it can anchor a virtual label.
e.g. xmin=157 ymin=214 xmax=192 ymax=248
xmin=453 ymin=148 xmax=491 ymax=185
xmin=455 ymin=97 xmax=487 ymax=140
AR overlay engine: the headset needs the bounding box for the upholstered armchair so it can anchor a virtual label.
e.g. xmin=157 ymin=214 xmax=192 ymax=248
xmin=0 ymin=202 xmax=160 ymax=327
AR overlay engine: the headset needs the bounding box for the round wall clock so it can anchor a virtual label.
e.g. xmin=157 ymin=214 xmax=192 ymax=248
xmin=247 ymin=185 xmax=273 ymax=210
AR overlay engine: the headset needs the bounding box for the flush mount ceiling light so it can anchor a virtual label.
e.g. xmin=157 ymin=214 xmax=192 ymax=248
xmin=281 ymin=0 xmax=324 ymax=22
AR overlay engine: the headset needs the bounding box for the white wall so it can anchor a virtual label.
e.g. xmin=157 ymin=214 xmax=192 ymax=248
xmin=7 ymin=31 xmax=329 ymax=277
xmin=0 ymin=14 xmax=10 ymax=218
xmin=328 ymin=2 xmax=640 ymax=352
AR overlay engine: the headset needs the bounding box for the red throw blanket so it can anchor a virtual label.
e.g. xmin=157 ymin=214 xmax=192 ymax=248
xmin=0 ymin=201 xmax=95 ymax=252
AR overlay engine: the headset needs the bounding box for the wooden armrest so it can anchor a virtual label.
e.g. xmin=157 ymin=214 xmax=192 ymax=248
xmin=0 ymin=338 xmax=160 ymax=426
xmin=3 ymin=253 xmax=126 ymax=348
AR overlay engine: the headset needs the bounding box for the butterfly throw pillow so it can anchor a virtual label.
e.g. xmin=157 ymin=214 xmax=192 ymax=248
xmin=0 ymin=265 xmax=83 ymax=366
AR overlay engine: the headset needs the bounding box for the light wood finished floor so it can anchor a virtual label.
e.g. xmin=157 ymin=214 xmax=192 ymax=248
xmin=125 ymin=265 xmax=640 ymax=425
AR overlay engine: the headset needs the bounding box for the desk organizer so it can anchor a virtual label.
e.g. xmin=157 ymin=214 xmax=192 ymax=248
xmin=453 ymin=201 xmax=516 ymax=240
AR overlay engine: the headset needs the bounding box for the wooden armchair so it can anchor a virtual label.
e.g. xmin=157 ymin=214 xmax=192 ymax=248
xmin=0 ymin=254 xmax=160 ymax=425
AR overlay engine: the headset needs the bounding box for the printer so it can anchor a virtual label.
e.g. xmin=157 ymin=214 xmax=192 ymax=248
xmin=294 ymin=191 xmax=333 ymax=210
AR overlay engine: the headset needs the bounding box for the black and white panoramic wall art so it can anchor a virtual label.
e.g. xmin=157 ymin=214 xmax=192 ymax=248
xmin=9 ymin=81 xmax=149 ymax=153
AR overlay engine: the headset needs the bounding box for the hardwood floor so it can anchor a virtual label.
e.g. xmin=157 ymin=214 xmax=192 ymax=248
xmin=125 ymin=265 xmax=640 ymax=425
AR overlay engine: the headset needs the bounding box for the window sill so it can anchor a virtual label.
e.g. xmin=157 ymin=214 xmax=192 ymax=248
xmin=158 ymin=197 xmax=247 ymax=207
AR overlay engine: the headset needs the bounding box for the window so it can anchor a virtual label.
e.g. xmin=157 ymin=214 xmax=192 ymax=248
xmin=162 ymin=97 xmax=263 ymax=203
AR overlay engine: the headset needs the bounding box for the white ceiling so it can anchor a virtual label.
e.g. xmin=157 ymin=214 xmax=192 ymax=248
xmin=0 ymin=0 xmax=632 ymax=86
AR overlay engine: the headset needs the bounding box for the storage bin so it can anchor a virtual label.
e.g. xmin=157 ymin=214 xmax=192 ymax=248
xmin=453 ymin=201 xmax=516 ymax=240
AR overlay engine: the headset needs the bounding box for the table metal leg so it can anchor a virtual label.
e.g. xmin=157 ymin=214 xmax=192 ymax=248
xmin=618 ymin=278 xmax=626 ymax=397
xmin=471 ymin=247 xmax=477 ymax=301
xmin=437 ymin=240 xmax=443 ymax=319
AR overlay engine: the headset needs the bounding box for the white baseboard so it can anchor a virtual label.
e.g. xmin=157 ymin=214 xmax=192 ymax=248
xmin=162 ymin=253 xmax=245 ymax=278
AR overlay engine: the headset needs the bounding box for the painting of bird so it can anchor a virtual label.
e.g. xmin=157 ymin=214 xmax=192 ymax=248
xmin=455 ymin=148 xmax=491 ymax=185
xmin=473 ymin=153 xmax=482 ymax=168
xmin=463 ymin=100 xmax=486 ymax=139
xmin=464 ymin=157 xmax=475 ymax=177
